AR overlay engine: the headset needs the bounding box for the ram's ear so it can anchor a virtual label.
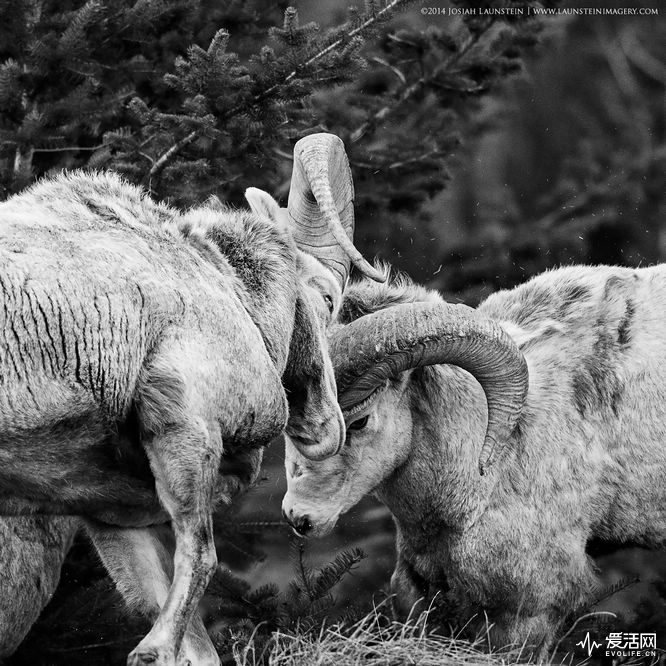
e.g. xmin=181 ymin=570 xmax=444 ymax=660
xmin=245 ymin=187 xmax=287 ymax=229
xmin=283 ymin=292 xmax=344 ymax=461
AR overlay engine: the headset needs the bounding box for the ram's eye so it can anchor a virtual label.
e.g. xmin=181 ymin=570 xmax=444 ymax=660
xmin=323 ymin=294 xmax=334 ymax=314
xmin=348 ymin=415 xmax=369 ymax=431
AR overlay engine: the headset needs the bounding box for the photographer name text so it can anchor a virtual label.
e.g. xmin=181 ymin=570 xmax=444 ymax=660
xmin=421 ymin=6 xmax=659 ymax=16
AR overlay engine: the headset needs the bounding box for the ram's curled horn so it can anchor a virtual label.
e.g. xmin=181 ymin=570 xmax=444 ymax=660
xmin=329 ymin=302 xmax=529 ymax=474
xmin=287 ymin=133 xmax=386 ymax=288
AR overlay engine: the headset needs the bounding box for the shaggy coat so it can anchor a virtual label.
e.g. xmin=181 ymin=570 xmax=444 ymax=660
xmin=0 ymin=171 xmax=342 ymax=665
xmin=283 ymin=264 xmax=666 ymax=650
xmin=0 ymin=516 xmax=78 ymax=657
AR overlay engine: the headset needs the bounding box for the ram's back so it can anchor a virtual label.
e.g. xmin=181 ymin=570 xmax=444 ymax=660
xmin=480 ymin=265 xmax=666 ymax=546
xmin=1 ymin=173 xmax=228 ymax=416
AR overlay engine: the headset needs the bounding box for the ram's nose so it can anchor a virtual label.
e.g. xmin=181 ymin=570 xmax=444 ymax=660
xmin=282 ymin=508 xmax=313 ymax=537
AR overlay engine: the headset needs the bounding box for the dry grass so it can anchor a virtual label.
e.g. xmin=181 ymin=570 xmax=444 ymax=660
xmin=232 ymin=605 xmax=541 ymax=666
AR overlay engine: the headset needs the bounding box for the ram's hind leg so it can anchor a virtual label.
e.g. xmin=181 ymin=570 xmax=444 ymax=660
xmin=128 ymin=421 xmax=221 ymax=666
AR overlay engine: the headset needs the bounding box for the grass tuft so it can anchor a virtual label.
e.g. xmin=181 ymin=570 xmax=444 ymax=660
xmin=233 ymin=604 xmax=534 ymax=666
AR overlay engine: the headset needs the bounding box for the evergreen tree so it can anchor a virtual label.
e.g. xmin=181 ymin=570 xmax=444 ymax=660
xmin=0 ymin=0 xmax=555 ymax=218
xmin=109 ymin=0 xmax=419 ymax=204
xmin=0 ymin=0 xmax=203 ymax=197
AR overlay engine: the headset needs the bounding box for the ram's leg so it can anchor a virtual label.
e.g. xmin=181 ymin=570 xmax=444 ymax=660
xmin=127 ymin=422 xmax=220 ymax=666
xmin=390 ymin=554 xmax=429 ymax=621
xmin=88 ymin=524 xmax=173 ymax=617
xmin=87 ymin=524 xmax=219 ymax=666
xmin=485 ymin=535 xmax=596 ymax=656
xmin=0 ymin=516 xmax=79 ymax=659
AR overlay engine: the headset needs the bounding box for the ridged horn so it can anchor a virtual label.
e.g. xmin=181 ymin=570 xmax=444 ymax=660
xmin=287 ymin=133 xmax=386 ymax=288
xmin=330 ymin=302 xmax=529 ymax=474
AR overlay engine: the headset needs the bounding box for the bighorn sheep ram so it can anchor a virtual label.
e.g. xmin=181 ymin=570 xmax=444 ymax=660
xmin=0 ymin=133 xmax=382 ymax=665
xmin=283 ymin=264 xmax=666 ymax=650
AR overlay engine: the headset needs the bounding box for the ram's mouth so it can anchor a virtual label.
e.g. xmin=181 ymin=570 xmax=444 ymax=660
xmin=308 ymin=514 xmax=340 ymax=538
xmin=283 ymin=504 xmax=341 ymax=539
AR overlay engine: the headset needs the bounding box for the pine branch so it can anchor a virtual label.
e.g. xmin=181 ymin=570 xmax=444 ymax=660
xmin=252 ymin=0 xmax=413 ymax=107
xmin=146 ymin=0 xmax=416 ymax=182
xmin=351 ymin=75 xmax=425 ymax=143
xmin=350 ymin=20 xmax=493 ymax=143
xmin=351 ymin=148 xmax=446 ymax=170
xmin=145 ymin=129 xmax=198 ymax=185
xmin=296 ymin=539 xmax=315 ymax=602
xmin=589 ymin=575 xmax=641 ymax=609
xmin=47 ymin=637 xmax=146 ymax=653
xmin=235 ymin=520 xmax=287 ymax=531
xmin=307 ymin=548 xmax=365 ymax=601
xmin=32 ymin=144 xmax=107 ymax=153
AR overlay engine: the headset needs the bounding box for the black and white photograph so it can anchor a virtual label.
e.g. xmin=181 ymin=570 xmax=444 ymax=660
xmin=0 ymin=0 xmax=665 ymax=664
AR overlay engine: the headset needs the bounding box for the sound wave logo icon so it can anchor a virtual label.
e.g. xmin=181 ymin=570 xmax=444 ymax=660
xmin=576 ymin=632 xmax=603 ymax=657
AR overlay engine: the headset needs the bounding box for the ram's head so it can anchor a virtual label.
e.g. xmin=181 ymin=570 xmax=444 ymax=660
xmin=246 ymin=133 xmax=386 ymax=462
xmin=282 ymin=279 xmax=529 ymax=536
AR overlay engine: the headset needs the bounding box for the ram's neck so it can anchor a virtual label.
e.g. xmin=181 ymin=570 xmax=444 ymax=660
xmin=178 ymin=207 xmax=298 ymax=374
xmin=376 ymin=364 xmax=502 ymax=544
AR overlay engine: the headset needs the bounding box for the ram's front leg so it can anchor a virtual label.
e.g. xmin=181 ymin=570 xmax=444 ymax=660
xmin=87 ymin=524 xmax=219 ymax=666
xmin=390 ymin=553 xmax=429 ymax=621
xmin=128 ymin=421 xmax=221 ymax=666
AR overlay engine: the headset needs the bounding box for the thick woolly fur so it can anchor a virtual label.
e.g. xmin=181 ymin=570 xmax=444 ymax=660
xmin=284 ymin=263 xmax=666 ymax=652
xmin=0 ymin=515 xmax=78 ymax=657
xmin=0 ymin=171 xmax=294 ymax=511
xmin=0 ymin=170 xmax=340 ymax=662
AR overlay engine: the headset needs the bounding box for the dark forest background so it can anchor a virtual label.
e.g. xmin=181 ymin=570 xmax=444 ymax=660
xmin=1 ymin=0 xmax=666 ymax=663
